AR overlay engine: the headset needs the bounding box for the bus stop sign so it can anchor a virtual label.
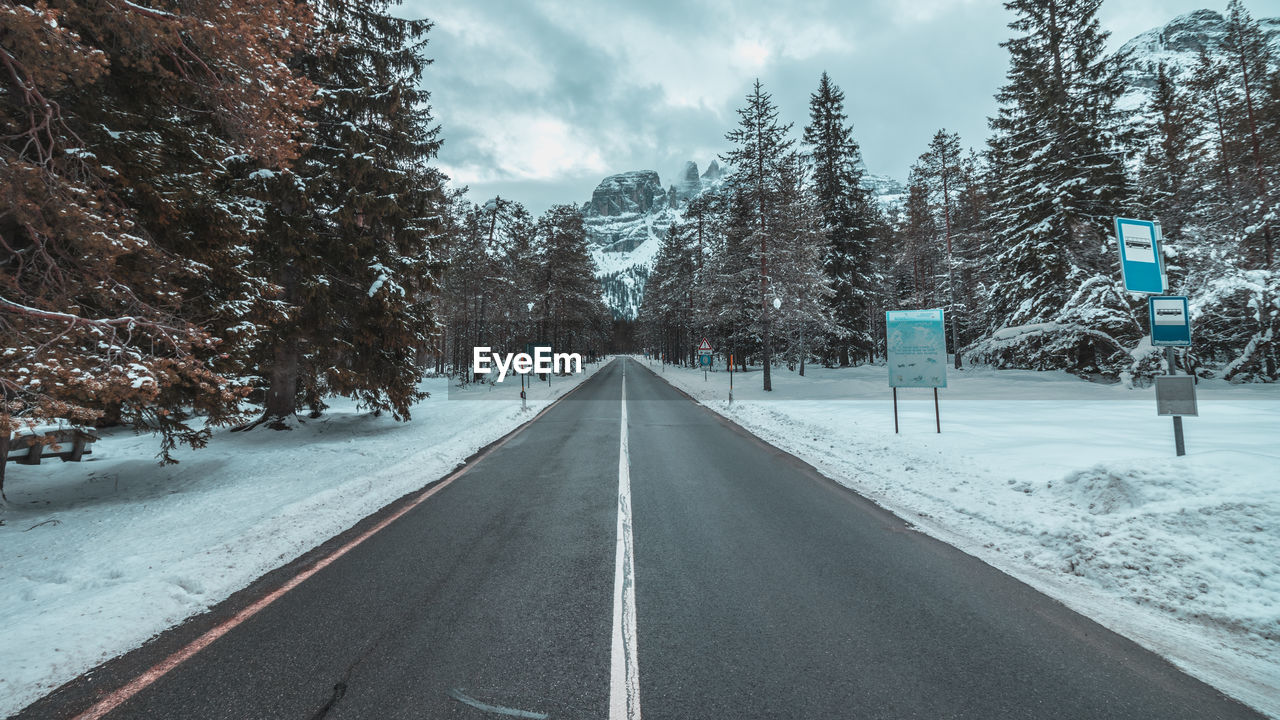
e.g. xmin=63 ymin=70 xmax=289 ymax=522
xmin=1114 ymin=217 xmax=1166 ymax=294
xmin=1149 ymin=296 xmax=1191 ymax=347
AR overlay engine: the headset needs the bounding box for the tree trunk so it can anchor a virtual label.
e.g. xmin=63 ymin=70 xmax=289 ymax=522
xmin=951 ymin=312 xmax=963 ymax=369
xmin=0 ymin=424 xmax=9 ymax=502
xmin=264 ymin=340 xmax=300 ymax=426
xmin=762 ymin=325 xmax=772 ymax=391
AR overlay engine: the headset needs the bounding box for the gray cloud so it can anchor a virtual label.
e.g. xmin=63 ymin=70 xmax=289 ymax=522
xmin=406 ymin=0 xmax=1224 ymax=216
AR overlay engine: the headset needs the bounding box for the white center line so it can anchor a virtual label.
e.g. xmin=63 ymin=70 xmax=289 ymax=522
xmin=609 ymin=362 xmax=641 ymax=720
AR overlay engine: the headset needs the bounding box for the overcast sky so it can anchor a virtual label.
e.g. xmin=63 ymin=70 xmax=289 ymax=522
xmin=404 ymin=0 xmax=1237 ymax=216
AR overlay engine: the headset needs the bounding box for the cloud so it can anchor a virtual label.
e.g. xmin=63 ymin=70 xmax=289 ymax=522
xmin=409 ymin=0 xmax=1218 ymax=216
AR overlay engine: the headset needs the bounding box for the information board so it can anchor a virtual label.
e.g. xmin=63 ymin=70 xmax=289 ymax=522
xmin=886 ymin=309 xmax=948 ymax=388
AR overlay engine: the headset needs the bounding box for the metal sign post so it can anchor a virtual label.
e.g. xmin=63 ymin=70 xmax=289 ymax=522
xmin=886 ymin=309 xmax=947 ymax=433
xmin=1147 ymin=296 xmax=1192 ymax=456
xmin=729 ymin=353 xmax=734 ymax=405
xmin=1157 ymin=350 xmax=1196 ymax=456
xmin=698 ymin=337 xmax=713 ymax=381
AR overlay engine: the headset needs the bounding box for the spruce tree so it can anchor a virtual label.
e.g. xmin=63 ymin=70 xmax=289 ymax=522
xmin=974 ymin=0 xmax=1138 ymax=375
xmin=252 ymin=0 xmax=447 ymax=426
xmin=0 ymin=0 xmax=314 ymax=482
xmin=722 ymin=79 xmax=795 ymax=391
xmin=1137 ymin=65 xmax=1202 ymax=242
xmin=915 ymin=130 xmax=967 ymax=367
xmin=536 ymin=205 xmax=610 ymax=358
xmin=802 ymin=72 xmax=880 ymax=366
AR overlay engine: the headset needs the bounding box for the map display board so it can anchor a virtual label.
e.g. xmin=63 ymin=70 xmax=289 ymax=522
xmin=886 ymin=309 xmax=948 ymax=388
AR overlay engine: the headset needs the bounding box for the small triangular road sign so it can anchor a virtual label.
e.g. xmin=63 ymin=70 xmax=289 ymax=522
xmin=698 ymin=338 xmax=713 ymax=352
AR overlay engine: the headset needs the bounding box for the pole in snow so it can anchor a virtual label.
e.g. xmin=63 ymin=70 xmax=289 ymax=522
xmin=1167 ymin=346 xmax=1186 ymax=456
xmin=934 ymin=387 xmax=940 ymax=433
xmin=893 ymin=387 xmax=899 ymax=434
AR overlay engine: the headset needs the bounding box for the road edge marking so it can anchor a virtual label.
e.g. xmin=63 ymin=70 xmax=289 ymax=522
xmin=69 ymin=360 xmax=613 ymax=720
xmin=609 ymin=361 xmax=641 ymax=720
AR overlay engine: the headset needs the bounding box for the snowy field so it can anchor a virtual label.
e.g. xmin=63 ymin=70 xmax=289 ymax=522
xmin=643 ymin=357 xmax=1279 ymax=718
xmin=0 ymin=363 xmax=604 ymax=718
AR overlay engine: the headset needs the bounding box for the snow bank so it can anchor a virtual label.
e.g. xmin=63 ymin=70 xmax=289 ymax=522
xmin=645 ymin=358 xmax=1279 ymax=717
xmin=0 ymin=363 xmax=605 ymax=717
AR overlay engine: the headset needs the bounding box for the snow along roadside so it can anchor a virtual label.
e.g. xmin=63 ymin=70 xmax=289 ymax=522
xmin=638 ymin=357 xmax=1279 ymax=718
xmin=0 ymin=360 xmax=608 ymax=718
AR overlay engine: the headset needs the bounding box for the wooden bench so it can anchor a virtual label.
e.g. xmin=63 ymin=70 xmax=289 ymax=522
xmin=5 ymin=428 xmax=99 ymax=465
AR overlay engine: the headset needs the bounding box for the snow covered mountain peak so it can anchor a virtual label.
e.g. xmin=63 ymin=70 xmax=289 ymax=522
xmin=1117 ymin=8 xmax=1280 ymax=111
xmin=585 ymin=161 xmax=721 ymax=318
xmin=584 ymin=159 xmax=904 ymax=320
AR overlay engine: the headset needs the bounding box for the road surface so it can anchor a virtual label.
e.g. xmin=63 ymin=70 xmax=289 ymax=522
xmin=19 ymin=358 xmax=1262 ymax=719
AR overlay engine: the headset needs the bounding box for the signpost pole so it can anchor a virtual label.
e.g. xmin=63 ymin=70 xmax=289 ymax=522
xmin=729 ymin=354 xmax=734 ymax=405
xmin=893 ymin=388 xmax=899 ymax=434
xmin=933 ymin=388 xmax=940 ymax=433
xmin=1167 ymin=346 xmax=1186 ymax=456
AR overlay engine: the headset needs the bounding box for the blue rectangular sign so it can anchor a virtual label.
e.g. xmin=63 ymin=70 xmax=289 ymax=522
xmin=1115 ymin=217 xmax=1166 ymax=294
xmin=1149 ymin=296 xmax=1191 ymax=347
xmin=886 ymin=309 xmax=948 ymax=388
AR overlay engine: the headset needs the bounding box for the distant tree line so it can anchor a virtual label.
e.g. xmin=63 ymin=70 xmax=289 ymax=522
xmin=432 ymin=197 xmax=612 ymax=381
xmin=637 ymin=0 xmax=1279 ymax=389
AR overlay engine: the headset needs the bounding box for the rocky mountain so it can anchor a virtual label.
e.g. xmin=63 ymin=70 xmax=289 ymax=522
xmin=586 ymin=165 xmax=717 ymax=319
xmin=585 ymin=160 xmax=902 ymax=319
xmin=1117 ymin=8 xmax=1280 ymax=112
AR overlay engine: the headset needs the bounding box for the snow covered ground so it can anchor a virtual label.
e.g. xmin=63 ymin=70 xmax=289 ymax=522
xmin=643 ymin=357 xmax=1279 ymax=718
xmin=0 ymin=363 xmax=605 ymax=718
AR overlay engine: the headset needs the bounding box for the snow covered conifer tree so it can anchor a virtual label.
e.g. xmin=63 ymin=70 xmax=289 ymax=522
xmin=1136 ymin=65 xmax=1202 ymax=243
xmin=0 ymin=0 xmax=315 ymax=470
xmin=915 ymin=130 xmax=967 ymax=367
xmin=971 ymin=0 xmax=1141 ymax=376
xmin=802 ymin=72 xmax=880 ymax=366
xmin=536 ymin=205 xmax=611 ymax=357
xmin=722 ymin=79 xmax=796 ymax=391
xmin=250 ymin=0 xmax=448 ymax=426
xmin=638 ymin=221 xmax=697 ymax=364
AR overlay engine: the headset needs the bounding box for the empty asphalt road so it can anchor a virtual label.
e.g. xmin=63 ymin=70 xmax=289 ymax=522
xmin=18 ymin=358 xmax=1263 ymax=719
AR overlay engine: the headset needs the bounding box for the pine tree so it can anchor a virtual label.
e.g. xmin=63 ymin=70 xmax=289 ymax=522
xmin=769 ymin=158 xmax=836 ymax=376
xmin=536 ymin=205 xmax=610 ymax=358
xmin=802 ymin=72 xmax=880 ymax=366
xmin=0 ymin=0 xmax=314 ymax=488
xmin=722 ymin=79 xmax=796 ymax=391
xmin=1179 ymin=0 xmax=1280 ymax=380
xmin=915 ymin=130 xmax=967 ymax=367
xmin=1221 ymin=0 xmax=1277 ymax=269
xmin=973 ymin=0 xmax=1139 ymax=375
xmin=699 ymin=189 xmax=757 ymax=371
xmin=251 ymin=0 xmax=447 ymax=426
xmin=1136 ymin=65 xmax=1202 ymax=242
xmin=638 ymin=220 xmax=697 ymax=364
xmin=897 ymin=172 xmax=942 ymax=311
